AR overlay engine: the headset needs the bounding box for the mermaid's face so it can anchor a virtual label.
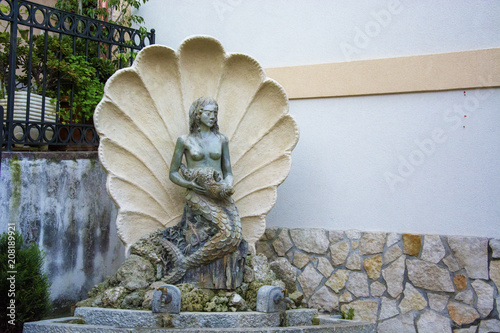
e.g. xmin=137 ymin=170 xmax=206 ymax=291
xmin=199 ymin=104 xmax=217 ymax=128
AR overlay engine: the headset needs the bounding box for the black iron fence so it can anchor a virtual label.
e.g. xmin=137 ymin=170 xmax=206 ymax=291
xmin=0 ymin=0 xmax=155 ymax=151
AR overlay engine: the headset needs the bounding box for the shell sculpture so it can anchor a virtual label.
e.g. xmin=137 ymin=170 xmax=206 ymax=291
xmin=94 ymin=36 xmax=299 ymax=253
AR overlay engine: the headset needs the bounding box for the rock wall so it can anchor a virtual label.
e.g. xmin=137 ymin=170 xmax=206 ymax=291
xmin=256 ymin=228 xmax=500 ymax=332
xmin=0 ymin=152 xmax=125 ymax=312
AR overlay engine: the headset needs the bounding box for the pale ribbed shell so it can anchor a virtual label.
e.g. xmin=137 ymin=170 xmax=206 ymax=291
xmin=94 ymin=36 xmax=299 ymax=251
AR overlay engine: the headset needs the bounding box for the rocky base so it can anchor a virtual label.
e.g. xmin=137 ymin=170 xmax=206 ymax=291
xmin=76 ymin=230 xmax=304 ymax=313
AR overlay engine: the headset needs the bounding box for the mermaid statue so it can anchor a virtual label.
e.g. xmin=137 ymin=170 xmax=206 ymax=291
xmin=161 ymin=97 xmax=246 ymax=288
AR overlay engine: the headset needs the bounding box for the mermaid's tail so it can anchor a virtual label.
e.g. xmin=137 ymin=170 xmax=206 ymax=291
xmin=161 ymin=167 xmax=242 ymax=283
xmin=160 ymin=238 xmax=187 ymax=284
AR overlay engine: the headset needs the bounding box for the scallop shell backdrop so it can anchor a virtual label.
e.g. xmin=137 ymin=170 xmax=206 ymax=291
xmin=94 ymin=36 xmax=299 ymax=252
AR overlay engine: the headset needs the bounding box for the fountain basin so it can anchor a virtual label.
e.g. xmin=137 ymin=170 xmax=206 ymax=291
xmin=23 ymin=307 xmax=376 ymax=332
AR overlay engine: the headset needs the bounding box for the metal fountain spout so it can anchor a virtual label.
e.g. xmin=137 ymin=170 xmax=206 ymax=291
xmin=274 ymin=289 xmax=294 ymax=306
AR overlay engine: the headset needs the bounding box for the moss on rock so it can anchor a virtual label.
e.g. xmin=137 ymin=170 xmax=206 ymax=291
xmin=178 ymin=283 xmax=213 ymax=312
xmin=204 ymin=295 xmax=229 ymax=312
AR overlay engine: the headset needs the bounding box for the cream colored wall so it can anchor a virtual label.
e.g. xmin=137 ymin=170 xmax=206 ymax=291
xmin=266 ymin=49 xmax=500 ymax=99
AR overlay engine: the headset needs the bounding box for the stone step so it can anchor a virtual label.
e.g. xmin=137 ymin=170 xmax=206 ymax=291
xmin=23 ymin=307 xmax=376 ymax=332
xmin=74 ymin=307 xmax=317 ymax=328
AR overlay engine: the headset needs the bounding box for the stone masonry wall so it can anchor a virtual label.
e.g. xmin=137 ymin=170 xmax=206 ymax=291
xmin=256 ymin=228 xmax=500 ymax=333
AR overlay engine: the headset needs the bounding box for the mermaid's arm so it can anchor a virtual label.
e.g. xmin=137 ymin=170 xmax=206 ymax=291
xmin=221 ymin=135 xmax=233 ymax=187
xmin=169 ymin=137 xmax=205 ymax=193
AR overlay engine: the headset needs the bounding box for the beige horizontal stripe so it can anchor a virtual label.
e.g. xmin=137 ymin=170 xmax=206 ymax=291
xmin=265 ymin=48 xmax=500 ymax=99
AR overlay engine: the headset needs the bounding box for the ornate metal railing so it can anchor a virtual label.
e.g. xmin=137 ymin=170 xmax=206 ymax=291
xmin=0 ymin=0 xmax=155 ymax=151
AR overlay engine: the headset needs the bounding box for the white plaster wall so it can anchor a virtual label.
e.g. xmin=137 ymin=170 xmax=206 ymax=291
xmin=136 ymin=0 xmax=500 ymax=67
xmin=267 ymin=89 xmax=500 ymax=237
xmin=135 ymin=1 xmax=500 ymax=237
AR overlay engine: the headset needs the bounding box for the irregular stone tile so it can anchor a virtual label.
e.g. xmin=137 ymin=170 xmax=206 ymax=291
xmin=383 ymin=244 xmax=403 ymax=265
xmin=382 ymin=255 xmax=405 ymax=298
xmin=453 ymin=274 xmax=468 ymax=291
xmin=478 ymin=319 xmax=500 ymax=333
xmin=339 ymin=291 xmax=353 ymax=303
xmin=292 ymin=251 xmax=309 ymax=269
xmin=370 ymin=281 xmax=386 ymax=297
xmin=416 ymin=310 xmax=452 ymax=333
xmin=325 ymin=269 xmax=350 ymax=293
xmin=359 ymin=232 xmax=386 ymax=255
xmin=328 ymin=230 xmax=344 ymax=243
xmin=403 ymin=233 xmax=421 ymax=257
xmin=308 ymin=286 xmax=339 ymax=312
xmin=420 ymin=235 xmax=446 ymax=264
xmin=490 ymin=260 xmax=500 ymax=290
xmin=443 ymin=255 xmax=461 ymax=272
xmin=351 ymin=240 xmax=359 ymax=249
xmin=471 ymin=279 xmax=494 ymax=318
xmin=269 ymin=257 xmax=298 ymax=293
xmin=345 ymin=251 xmax=361 ymax=270
xmin=297 ymin=264 xmax=323 ymax=300
xmin=290 ymin=229 xmax=329 ymax=254
xmin=272 ymin=230 xmax=293 ymax=257
xmin=346 ymin=271 xmax=369 ymax=297
xmin=455 ymin=290 xmax=474 ymax=306
xmin=447 ymin=236 xmax=489 ymax=279
xmin=316 ymin=257 xmax=334 ymax=278
xmin=386 ymin=232 xmax=401 ymax=248
xmin=262 ymin=227 xmax=279 ymax=241
xmin=364 ymin=254 xmax=382 ymax=280
xmin=406 ymin=259 xmax=454 ymax=292
xmin=454 ymin=326 xmax=478 ymax=333
xmin=490 ymin=239 xmax=500 ymax=258
xmin=428 ymin=293 xmax=449 ymax=312
xmin=377 ymin=312 xmax=416 ymax=333
xmin=340 ymin=299 xmax=379 ymax=323
xmin=345 ymin=229 xmax=361 ymax=240
xmin=330 ymin=240 xmax=350 ymax=266
xmin=447 ymin=301 xmax=480 ymax=325
xmin=255 ymin=241 xmax=275 ymax=259
xmin=399 ymin=283 xmax=427 ymax=314
xmin=379 ymin=297 xmax=399 ymax=321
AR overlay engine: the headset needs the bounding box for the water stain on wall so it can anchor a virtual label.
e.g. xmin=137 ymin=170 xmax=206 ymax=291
xmin=0 ymin=152 xmax=125 ymax=312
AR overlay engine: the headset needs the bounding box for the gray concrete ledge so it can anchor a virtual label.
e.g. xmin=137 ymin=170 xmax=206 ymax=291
xmin=23 ymin=308 xmax=376 ymax=332
xmin=24 ymin=318 xmax=376 ymax=333
xmin=74 ymin=307 xmax=318 ymax=329
xmin=2 ymin=150 xmax=98 ymax=161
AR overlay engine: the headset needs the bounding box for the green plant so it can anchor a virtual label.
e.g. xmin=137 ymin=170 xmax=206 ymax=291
xmin=0 ymin=231 xmax=52 ymax=333
xmin=13 ymin=33 xmax=114 ymax=123
xmin=55 ymin=0 xmax=150 ymax=68
xmin=341 ymin=307 xmax=355 ymax=320
xmin=0 ymin=1 xmax=150 ymax=124
xmin=55 ymin=0 xmax=149 ymax=28
xmin=0 ymin=4 xmax=29 ymax=99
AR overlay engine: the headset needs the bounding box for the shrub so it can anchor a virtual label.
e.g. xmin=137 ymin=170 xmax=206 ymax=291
xmin=0 ymin=231 xmax=52 ymax=333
